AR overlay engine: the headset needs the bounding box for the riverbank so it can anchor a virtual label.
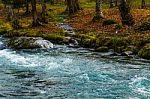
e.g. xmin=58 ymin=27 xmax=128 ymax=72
xmin=0 ymin=36 xmax=150 ymax=99
xmin=0 ymin=4 xmax=150 ymax=59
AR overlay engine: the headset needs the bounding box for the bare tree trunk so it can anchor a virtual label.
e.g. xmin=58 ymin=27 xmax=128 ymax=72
xmin=93 ymin=0 xmax=104 ymax=21
xmin=109 ymin=0 xmax=114 ymax=8
xmin=8 ymin=5 xmax=20 ymax=29
xmin=66 ymin=0 xmax=80 ymax=15
xmin=118 ymin=0 xmax=134 ymax=26
xmin=8 ymin=5 xmax=14 ymax=20
xmin=141 ymin=0 xmax=146 ymax=9
xmin=50 ymin=0 xmax=54 ymax=4
xmin=41 ymin=0 xmax=48 ymax=23
xmin=41 ymin=0 xmax=47 ymax=16
xmin=31 ymin=0 xmax=39 ymax=26
xmin=25 ymin=0 xmax=30 ymax=14
xmin=75 ymin=0 xmax=80 ymax=10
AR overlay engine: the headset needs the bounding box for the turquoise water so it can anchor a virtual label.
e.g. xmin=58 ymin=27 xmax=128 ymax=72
xmin=0 ymin=37 xmax=150 ymax=99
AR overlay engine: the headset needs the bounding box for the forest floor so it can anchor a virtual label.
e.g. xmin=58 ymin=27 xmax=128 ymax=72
xmin=0 ymin=3 xmax=150 ymax=59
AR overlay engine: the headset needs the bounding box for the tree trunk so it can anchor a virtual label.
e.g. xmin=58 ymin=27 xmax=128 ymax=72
xmin=8 ymin=5 xmax=20 ymax=29
xmin=118 ymin=0 xmax=134 ymax=26
xmin=41 ymin=0 xmax=48 ymax=23
xmin=141 ymin=0 xmax=146 ymax=9
xmin=25 ymin=0 xmax=30 ymax=14
xmin=41 ymin=0 xmax=47 ymax=16
xmin=50 ymin=0 xmax=54 ymax=4
xmin=109 ymin=0 xmax=114 ymax=8
xmin=31 ymin=0 xmax=39 ymax=26
xmin=66 ymin=0 xmax=80 ymax=15
xmin=8 ymin=5 xmax=14 ymax=20
xmin=93 ymin=0 xmax=104 ymax=21
xmin=115 ymin=0 xmax=118 ymax=6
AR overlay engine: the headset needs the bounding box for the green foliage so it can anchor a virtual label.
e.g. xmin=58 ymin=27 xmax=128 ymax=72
xmin=105 ymin=37 xmax=128 ymax=48
xmin=3 ymin=29 xmax=37 ymax=37
xmin=76 ymin=33 xmax=97 ymax=48
xmin=138 ymin=43 xmax=150 ymax=59
xmin=115 ymin=24 xmax=123 ymax=30
xmin=8 ymin=37 xmax=31 ymax=49
xmin=92 ymin=14 xmax=104 ymax=22
xmin=11 ymin=19 xmax=20 ymax=29
xmin=0 ymin=21 xmax=12 ymax=35
xmin=104 ymin=37 xmax=129 ymax=52
xmin=42 ymin=34 xmax=65 ymax=44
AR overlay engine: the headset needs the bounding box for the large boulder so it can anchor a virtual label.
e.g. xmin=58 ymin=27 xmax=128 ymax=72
xmin=8 ymin=37 xmax=53 ymax=49
xmin=138 ymin=43 xmax=150 ymax=59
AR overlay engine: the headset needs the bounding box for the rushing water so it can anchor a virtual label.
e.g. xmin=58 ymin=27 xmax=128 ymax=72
xmin=0 ymin=37 xmax=150 ymax=99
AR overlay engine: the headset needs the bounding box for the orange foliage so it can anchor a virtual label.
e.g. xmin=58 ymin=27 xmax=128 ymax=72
xmin=67 ymin=8 xmax=150 ymax=37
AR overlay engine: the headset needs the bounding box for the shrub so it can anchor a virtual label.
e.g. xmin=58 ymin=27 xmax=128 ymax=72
xmin=114 ymin=24 xmax=123 ymax=30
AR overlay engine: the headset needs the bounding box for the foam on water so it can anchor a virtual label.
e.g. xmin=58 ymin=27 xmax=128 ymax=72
xmin=46 ymin=62 xmax=60 ymax=70
xmin=0 ymin=41 xmax=3 ymax=45
xmin=62 ymin=58 xmax=73 ymax=64
xmin=0 ymin=49 xmax=28 ymax=63
xmin=0 ymin=49 xmax=60 ymax=69
xmin=79 ymin=73 xmax=90 ymax=82
xmin=129 ymin=75 xmax=150 ymax=96
xmin=0 ymin=49 xmax=37 ymax=67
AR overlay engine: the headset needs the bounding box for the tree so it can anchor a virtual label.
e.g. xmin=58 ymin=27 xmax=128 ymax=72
xmin=118 ymin=0 xmax=134 ymax=26
xmin=93 ymin=0 xmax=104 ymax=21
xmin=40 ymin=0 xmax=48 ymax=23
xmin=41 ymin=0 xmax=47 ymax=16
xmin=141 ymin=0 xmax=146 ymax=9
xmin=109 ymin=0 xmax=114 ymax=8
xmin=25 ymin=0 xmax=30 ymax=14
xmin=2 ymin=0 xmax=20 ymax=29
xmin=65 ymin=0 xmax=80 ymax=15
xmin=31 ymin=0 xmax=40 ymax=26
xmin=115 ymin=0 xmax=118 ymax=6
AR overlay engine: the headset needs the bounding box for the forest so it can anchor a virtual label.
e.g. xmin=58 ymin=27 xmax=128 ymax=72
xmin=0 ymin=0 xmax=150 ymax=59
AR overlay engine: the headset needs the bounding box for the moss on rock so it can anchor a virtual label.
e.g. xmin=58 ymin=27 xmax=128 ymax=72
xmin=138 ymin=43 xmax=150 ymax=59
xmin=42 ymin=34 xmax=66 ymax=44
xmin=8 ymin=37 xmax=33 ymax=49
xmin=95 ymin=46 xmax=109 ymax=52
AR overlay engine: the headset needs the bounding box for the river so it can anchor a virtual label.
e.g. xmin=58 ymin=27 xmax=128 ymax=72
xmin=0 ymin=36 xmax=150 ymax=99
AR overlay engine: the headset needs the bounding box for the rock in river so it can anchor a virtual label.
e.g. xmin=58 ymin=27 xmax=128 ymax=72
xmin=8 ymin=37 xmax=53 ymax=49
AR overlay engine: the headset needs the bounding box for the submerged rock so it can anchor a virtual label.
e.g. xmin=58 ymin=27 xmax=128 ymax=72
xmin=8 ymin=37 xmax=53 ymax=49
